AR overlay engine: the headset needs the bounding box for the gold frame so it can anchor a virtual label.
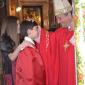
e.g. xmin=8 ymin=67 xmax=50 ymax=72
xmin=22 ymin=6 xmax=43 ymax=26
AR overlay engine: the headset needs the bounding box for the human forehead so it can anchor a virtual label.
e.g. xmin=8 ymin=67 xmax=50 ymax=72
xmin=57 ymin=13 xmax=71 ymax=18
xmin=33 ymin=26 xmax=38 ymax=30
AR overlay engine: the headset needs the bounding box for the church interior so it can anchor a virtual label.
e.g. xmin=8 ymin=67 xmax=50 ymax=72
xmin=0 ymin=0 xmax=85 ymax=85
xmin=0 ymin=0 xmax=72 ymax=31
xmin=0 ymin=0 xmax=73 ymax=84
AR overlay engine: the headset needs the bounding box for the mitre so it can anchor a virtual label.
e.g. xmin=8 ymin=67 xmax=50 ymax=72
xmin=53 ymin=0 xmax=72 ymax=16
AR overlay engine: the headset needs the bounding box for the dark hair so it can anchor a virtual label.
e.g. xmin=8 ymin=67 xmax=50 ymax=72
xmin=20 ymin=20 xmax=38 ymax=38
xmin=0 ymin=32 xmax=15 ymax=53
xmin=1 ymin=16 xmax=19 ymax=46
xmin=0 ymin=32 xmax=15 ymax=75
xmin=1 ymin=16 xmax=18 ymax=35
xmin=0 ymin=16 xmax=18 ymax=75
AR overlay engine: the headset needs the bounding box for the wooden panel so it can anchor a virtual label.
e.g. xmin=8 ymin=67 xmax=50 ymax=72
xmin=19 ymin=0 xmax=49 ymax=3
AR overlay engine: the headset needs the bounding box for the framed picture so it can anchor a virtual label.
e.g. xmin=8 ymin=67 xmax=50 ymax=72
xmin=22 ymin=6 xmax=43 ymax=26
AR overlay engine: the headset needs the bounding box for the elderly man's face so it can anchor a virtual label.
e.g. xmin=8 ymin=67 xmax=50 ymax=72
xmin=57 ymin=13 xmax=72 ymax=27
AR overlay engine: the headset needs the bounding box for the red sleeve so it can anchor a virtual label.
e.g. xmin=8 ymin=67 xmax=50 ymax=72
xmin=15 ymin=50 xmax=34 ymax=85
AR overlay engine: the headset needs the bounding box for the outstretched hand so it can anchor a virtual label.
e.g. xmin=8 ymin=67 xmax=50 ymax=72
xmin=8 ymin=40 xmax=30 ymax=61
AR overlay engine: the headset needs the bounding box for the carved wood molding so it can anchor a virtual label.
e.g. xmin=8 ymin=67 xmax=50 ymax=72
xmin=19 ymin=0 xmax=49 ymax=4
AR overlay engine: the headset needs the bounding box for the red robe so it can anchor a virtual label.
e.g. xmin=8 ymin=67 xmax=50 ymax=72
xmin=38 ymin=28 xmax=76 ymax=85
xmin=15 ymin=46 xmax=45 ymax=85
xmin=55 ymin=28 xmax=76 ymax=85
xmin=37 ymin=29 xmax=59 ymax=85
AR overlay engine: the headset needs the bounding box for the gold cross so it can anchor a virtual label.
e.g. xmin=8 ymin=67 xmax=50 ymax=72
xmin=46 ymin=31 xmax=49 ymax=50
xmin=64 ymin=42 xmax=70 ymax=51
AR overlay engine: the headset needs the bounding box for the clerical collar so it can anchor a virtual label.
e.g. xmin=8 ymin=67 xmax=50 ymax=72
xmin=24 ymin=36 xmax=35 ymax=45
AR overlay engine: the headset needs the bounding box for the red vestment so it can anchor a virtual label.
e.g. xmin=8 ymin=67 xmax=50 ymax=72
xmin=36 ymin=28 xmax=76 ymax=85
xmin=15 ymin=46 xmax=45 ymax=85
xmin=55 ymin=28 xmax=76 ymax=85
xmin=37 ymin=29 xmax=59 ymax=85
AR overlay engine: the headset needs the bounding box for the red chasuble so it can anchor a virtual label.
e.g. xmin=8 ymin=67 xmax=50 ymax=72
xmin=37 ymin=28 xmax=76 ymax=85
xmin=15 ymin=46 xmax=45 ymax=85
xmin=37 ymin=29 xmax=59 ymax=85
xmin=55 ymin=28 xmax=76 ymax=85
